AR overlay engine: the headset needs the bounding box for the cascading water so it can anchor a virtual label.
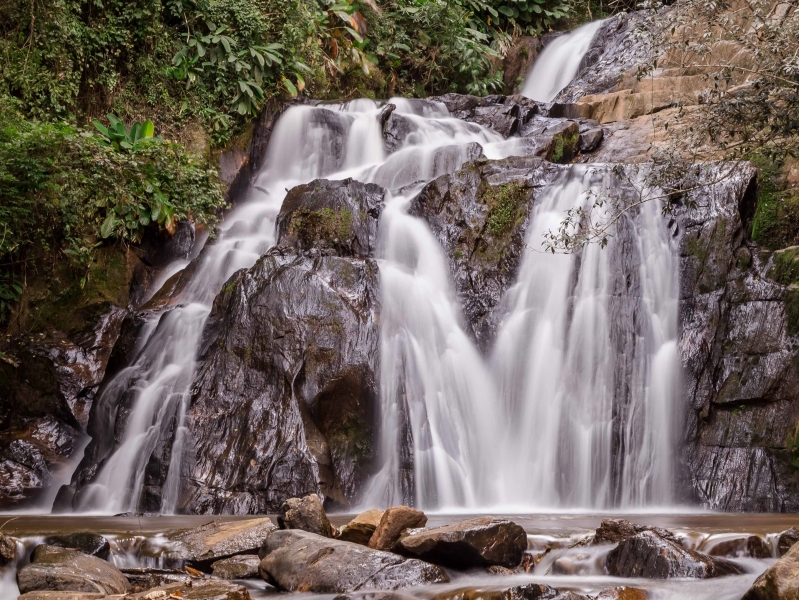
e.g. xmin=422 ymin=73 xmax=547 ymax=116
xmin=521 ymin=20 xmax=605 ymax=102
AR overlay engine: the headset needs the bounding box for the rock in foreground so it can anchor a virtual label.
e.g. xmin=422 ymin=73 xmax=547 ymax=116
xmin=339 ymin=509 xmax=385 ymax=545
xmin=606 ymin=531 xmax=743 ymax=579
xmin=278 ymin=494 xmax=335 ymax=537
xmin=124 ymin=580 xmax=251 ymax=600
xmin=16 ymin=545 xmax=130 ymax=594
xmin=428 ymin=583 xmax=562 ymax=600
xmin=211 ymin=555 xmax=262 ymax=579
xmin=742 ymin=539 xmax=799 ymax=599
xmin=142 ymin=518 xmax=276 ymax=568
xmin=43 ymin=533 xmax=111 ymax=560
xmin=398 ymin=517 xmax=527 ymax=569
xmin=259 ymin=529 xmax=448 ymax=592
xmin=369 ymin=506 xmax=427 ymax=551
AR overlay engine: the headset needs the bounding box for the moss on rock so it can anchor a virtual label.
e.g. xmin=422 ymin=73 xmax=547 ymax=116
xmin=288 ymin=207 xmax=353 ymax=246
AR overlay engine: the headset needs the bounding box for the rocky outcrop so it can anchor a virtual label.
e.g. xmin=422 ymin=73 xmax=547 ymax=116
xmin=0 ymin=303 xmax=125 ymax=508
xmin=398 ymin=517 xmax=527 ymax=569
xmin=605 ymin=530 xmax=743 ymax=578
xmin=369 ymin=506 xmax=427 ymax=551
xmin=140 ymin=518 xmax=276 ymax=569
xmin=258 ymin=529 xmax=449 ymax=592
xmin=742 ymin=535 xmax=799 ymax=599
xmin=179 ymin=179 xmax=382 ymax=513
xmin=339 ymin=509 xmax=385 ymax=545
xmin=211 ymin=555 xmax=262 ymax=579
xmin=16 ymin=544 xmax=130 ymax=594
xmin=278 ymin=494 xmax=336 ymax=537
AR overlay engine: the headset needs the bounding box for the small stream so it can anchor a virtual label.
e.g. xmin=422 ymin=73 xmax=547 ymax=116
xmin=1 ymin=513 xmax=794 ymax=599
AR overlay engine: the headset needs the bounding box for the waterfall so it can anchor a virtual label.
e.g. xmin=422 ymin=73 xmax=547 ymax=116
xmin=521 ymin=20 xmax=605 ymax=102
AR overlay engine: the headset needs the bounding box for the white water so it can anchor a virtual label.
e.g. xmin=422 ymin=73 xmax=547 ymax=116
xmin=521 ymin=20 xmax=605 ymax=102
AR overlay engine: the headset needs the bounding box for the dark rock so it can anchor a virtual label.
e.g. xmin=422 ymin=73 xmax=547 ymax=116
xmin=369 ymin=506 xmax=427 ymax=551
xmin=17 ymin=544 xmax=130 ymax=594
xmin=182 ymin=248 xmax=380 ymax=513
xmin=579 ymin=127 xmax=604 ymax=153
xmin=276 ymin=178 xmax=385 ymax=258
xmin=778 ymin=527 xmax=799 ymax=556
xmin=742 ymin=538 xmax=799 ymax=599
xmin=338 ymin=509 xmax=384 ymax=545
xmin=428 ymin=94 xmax=538 ymax=136
xmin=593 ymin=519 xmax=678 ymax=545
xmin=278 ymin=494 xmax=335 ymax=537
xmin=398 ymin=517 xmax=527 ymax=569
xmin=258 ymin=529 xmax=449 ymax=592
xmin=134 ymin=219 xmax=196 ymax=268
xmin=125 ymin=580 xmax=252 ymax=600
xmin=706 ymin=535 xmax=771 ymax=559
xmin=141 ymin=518 xmax=276 ymax=569
xmin=120 ymin=567 xmax=192 ymax=592
xmin=605 ymin=531 xmax=744 ymax=579
xmin=428 ymin=583 xmax=561 ymax=600
xmin=43 ymin=533 xmax=111 ymax=560
xmin=211 ymin=555 xmax=262 ymax=579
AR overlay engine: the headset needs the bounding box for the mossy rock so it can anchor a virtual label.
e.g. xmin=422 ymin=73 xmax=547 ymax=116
xmin=768 ymin=246 xmax=799 ymax=285
xmin=546 ymin=122 xmax=580 ymax=164
xmin=289 ymin=207 xmax=354 ymax=246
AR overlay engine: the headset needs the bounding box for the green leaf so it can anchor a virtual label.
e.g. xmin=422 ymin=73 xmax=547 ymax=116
xmin=141 ymin=120 xmax=155 ymax=139
xmin=101 ymin=214 xmax=117 ymax=238
xmin=283 ymin=77 xmax=298 ymax=97
xmin=345 ymin=26 xmax=363 ymax=42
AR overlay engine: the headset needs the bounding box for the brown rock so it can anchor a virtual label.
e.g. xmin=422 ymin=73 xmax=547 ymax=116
xmin=120 ymin=568 xmax=191 ymax=593
xmin=17 ymin=545 xmax=130 ymax=595
xmin=595 ymin=587 xmax=649 ymax=600
xmin=398 ymin=517 xmax=528 ymax=569
xmin=258 ymin=528 xmax=448 ymax=593
xmin=606 ymin=531 xmax=744 ymax=579
xmin=338 ymin=509 xmax=385 ymax=545
xmin=503 ymin=37 xmax=539 ymax=94
xmin=742 ymin=539 xmax=799 ymax=599
xmin=368 ymin=505 xmax=427 ymax=551
xmin=278 ymin=494 xmax=336 ymax=538
xmin=428 ymin=583 xmax=558 ymax=600
xmin=593 ymin=519 xmax=677 ymax=545
xmin=17 ymin=594 xmax=106 ymax=600
xmin=778 ymin=527 xmax=799 ymax=556
xmin=0 ymin=532 xmax=17 ymax=565
xmin=211 ymin=554 xmax=261 ymax=579
xmin=707 ymin=535 xmax=771 ymax=559
xmin=124 ymin=580 xmax=251 ymax=600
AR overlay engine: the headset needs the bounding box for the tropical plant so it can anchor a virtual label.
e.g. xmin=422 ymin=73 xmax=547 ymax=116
xmin=93 ymin=115 xmax=158 ymax=151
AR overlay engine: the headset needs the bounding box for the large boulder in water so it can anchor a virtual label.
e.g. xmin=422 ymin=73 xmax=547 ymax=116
xmin=43 ymin=533 xmax=111 ymax=560
xmin=605 ymin=530 xmax=743 ymax=579
xmin=141 ymin=518 xmax=276 ymax=569
xmin=278 ymin=494 xmax=336 ymax=537
xmin=258 ymin=529 xmax=449 ymax=592
xmin=592 ymin=519 xmax=678 ymax=545
xmin=16 ymin=544 xmax=130 ymax=594
xmin=369 ymin=506 xmax=428 ymax=551
xmin=398 ymin=517 xmax=528 ymax=569
xmin=742 ymin=538 xmax=799 ymax=599
xmin=339 ymin=509 xmax=385 ymax=545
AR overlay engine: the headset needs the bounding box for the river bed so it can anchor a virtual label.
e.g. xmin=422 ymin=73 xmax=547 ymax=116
xmin=1 ymin=512 xmax=795 ymax=599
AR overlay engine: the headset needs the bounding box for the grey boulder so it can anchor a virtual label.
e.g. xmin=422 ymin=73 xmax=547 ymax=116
xmin=258 ymin=528 xmax=448 ymax=592
xmin=277 ymin=494 xmax=335 ymax=537
xmin=211 ymin=554 xmax=262 ymax=579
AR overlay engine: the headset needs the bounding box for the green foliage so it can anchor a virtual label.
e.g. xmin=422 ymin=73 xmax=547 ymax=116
xmin=289 ymin=207 xmax=353 ymax=244
xmin=93 ymin=114 xmax=158 ymax=151
xmin=484 ymin=181 xmax=529 ymax=238
xmin=749 ymin=153 xmax=799 ymax=250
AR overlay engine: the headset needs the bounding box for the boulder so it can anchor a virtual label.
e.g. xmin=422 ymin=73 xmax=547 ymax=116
xmin=43 ymin=533 xmax=111 ymax=560
xmin=211 ymin=554 xmax=262 ymax=579
xmin=579 ymin=127 xmax=604 ymax=153
xmin=120 ymin=568 xmax=191 ymax=592
xmin=334 ymin=593 xmax=418 ymax=600
xmin=339 ymin=509 xmax=385 ymax=545
xmin=595 ymin=588 xmax=649 ymax=600
xmin=427 ymin=584 xmax=562 ymax=600
xmin=17 ymin=594 xmax=106 ymax=600
xmin=278 ymin=494 xmax=335 ymax=537
xmin=706 ymin=535 xmax=771 ymax=559
xmin=258 ymin=528 xmax=448 ymax=592
xmin=16 ymin=544 xmax=130 ymax=594
xmin=605 ymin=531 xmax=744 ymax=579
xmin=124 ymin=580 xmax=251 ymax=600
xmin=742 ymin=539 xmax=799 ymax=599
xmin=0 ymin=532 xmax=17 ymax=565
xmin=779 ymin=527 xmax=799 ymax=556
xmin=369 ymin=506 xmax=427 ymax=551
xmin=398 ymin=517 xmax=527 ymax=569
xmin=142 ymin=518 xmax=276 ymax=569
xmin=593 ymin=519 xmax=677 ymax=545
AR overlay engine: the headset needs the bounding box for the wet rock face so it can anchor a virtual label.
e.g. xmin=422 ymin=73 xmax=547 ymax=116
xmin=605 ymin=530 xmax=744 ymax=579
xmin=398 ymin=517 xmax=528 ymax=569
xmin=673 ymin=163 xmax=799 ymax=511
xmin=258 ymin=529 xmax=449 ymax=593
xmin=369 ymin=506 xmax=428 ymax=551
xmin=277 ymin=178 xmax=385 ymax=257
xmin=278 ymin=494 xmax=336 ymax=537
xmin=141 ymin=518 xmax=276 ymax=569
xmin=742 ymin=537 xmax=799 ymax=599
xmin=502 ymin=37 xmax=540 ymax=94
xmin=0 ymin=303 xmax=126 ymax=508
xmin=17 ymin=544 xmax=130 ymax=594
